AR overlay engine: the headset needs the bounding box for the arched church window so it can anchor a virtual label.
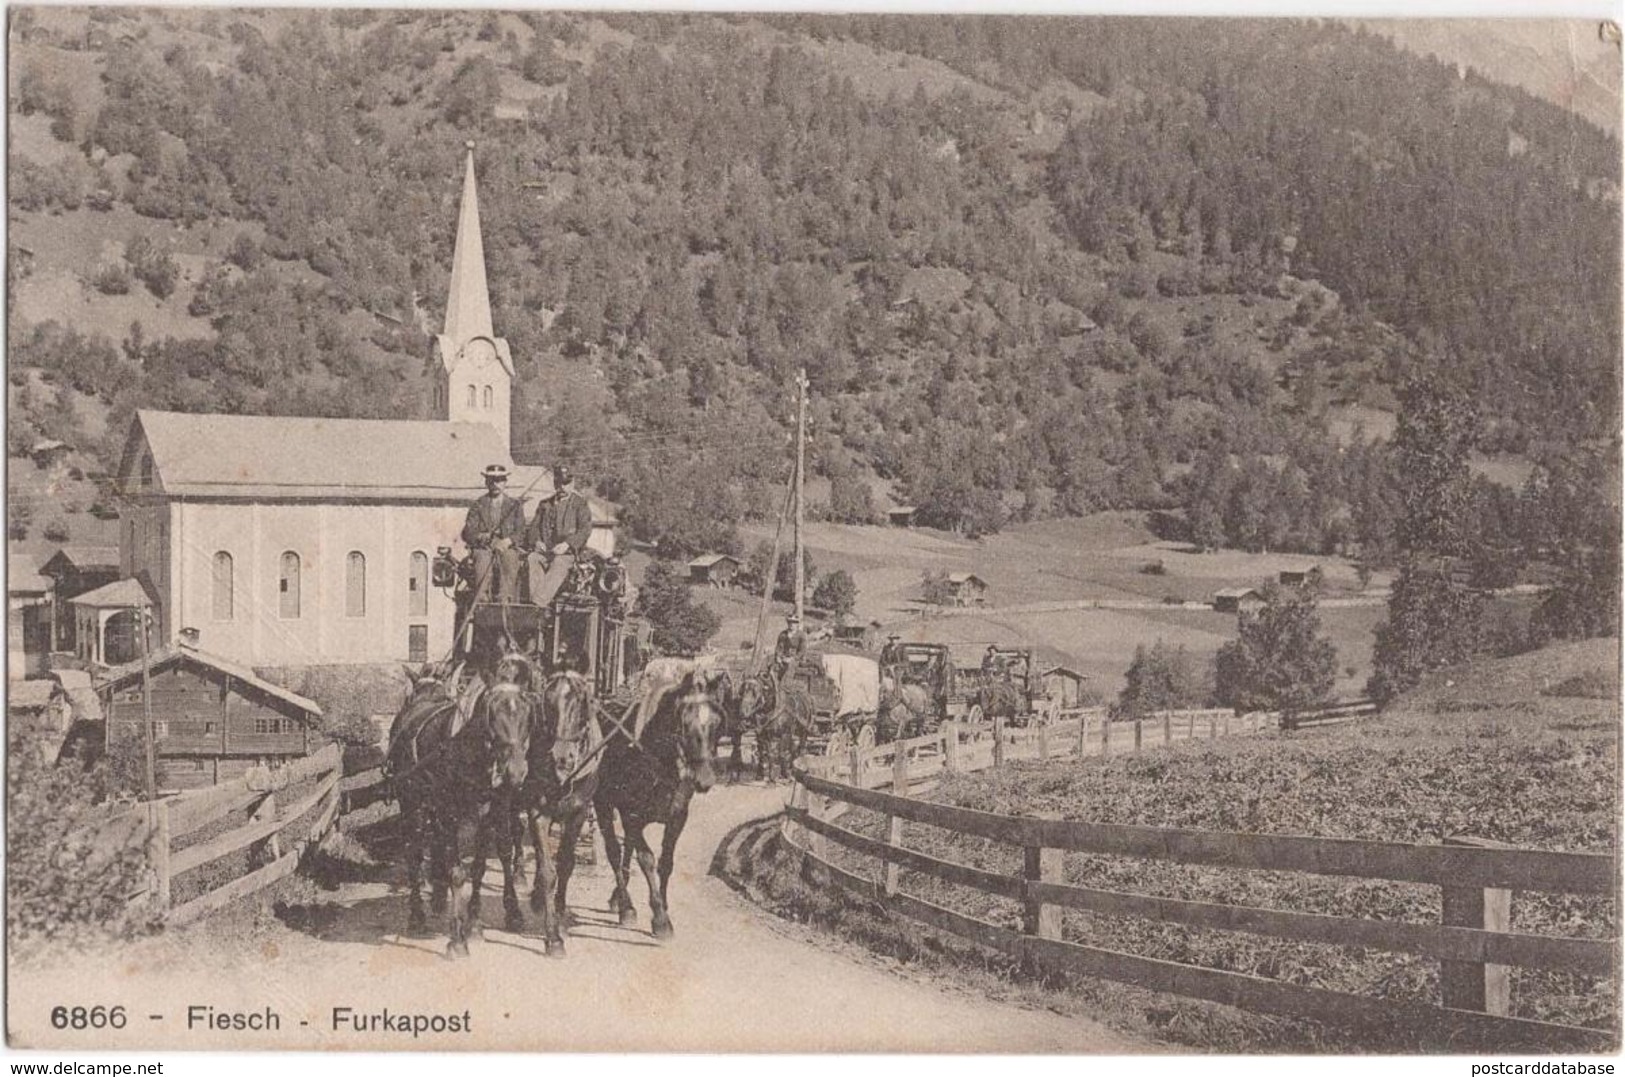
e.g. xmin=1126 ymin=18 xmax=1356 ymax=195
xmin=483 ymin=385 xmax=493 ymax=409
xmin=346 ymin=551 xmax=366 ymax=617
xmin=279 ymin=552 xmax=301 ymax=619
xmin=212 ymin=552 xmax=233 ymax=621
xmin=466 ymin=384 xmax=476 ymax=408
xmin=140 ymin=453 xmax=154 ymax=487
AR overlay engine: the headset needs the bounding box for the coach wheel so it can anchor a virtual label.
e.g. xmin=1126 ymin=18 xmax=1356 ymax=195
xmin=855 ymin=723 xmax=876 ymax=752
xmin=825 ymin=727 xmax=852 ymax=757
xmin=967 ymin=703 xmax=985 ymax=727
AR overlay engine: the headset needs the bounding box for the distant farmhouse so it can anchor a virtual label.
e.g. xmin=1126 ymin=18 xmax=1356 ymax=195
xmin=1214 ymin=587 xmax=1265 ymax=614
xmin=945 ymin=572 xmax=988 ymax=607
xmin=687 ymin=553 xmax=740 ymax=588
xmin=1040 ymin=664 xmax=1090 ymax=708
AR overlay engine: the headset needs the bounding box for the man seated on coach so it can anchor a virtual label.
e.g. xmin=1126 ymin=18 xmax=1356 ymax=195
xmin=528 ymin=464 xmax=594 ymax=609
xmin=462 ymin=464 xmax=526 ymax=603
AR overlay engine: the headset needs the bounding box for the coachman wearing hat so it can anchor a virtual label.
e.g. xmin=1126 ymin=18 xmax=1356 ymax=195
xmin=463 ymin=464 xmax=527 ymax=603
xmin=528 ymin=464 xmax=593 ymax=609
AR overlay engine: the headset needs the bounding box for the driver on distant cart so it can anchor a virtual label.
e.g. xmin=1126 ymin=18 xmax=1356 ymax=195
xmin=773 ymin=614 xmax=807 ymax=681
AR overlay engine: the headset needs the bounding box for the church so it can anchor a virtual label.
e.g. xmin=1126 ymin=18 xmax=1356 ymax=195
xmin=110 ymin=145 xmax=611 ymax=669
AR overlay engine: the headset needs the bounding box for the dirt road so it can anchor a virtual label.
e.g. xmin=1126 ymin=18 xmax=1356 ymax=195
xmin=10 ymin=784 xmax=1144 ymax=1053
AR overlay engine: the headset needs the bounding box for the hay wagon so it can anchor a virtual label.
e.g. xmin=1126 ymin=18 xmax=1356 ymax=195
xmin=779 ymin=648 xmax=884 ymax=757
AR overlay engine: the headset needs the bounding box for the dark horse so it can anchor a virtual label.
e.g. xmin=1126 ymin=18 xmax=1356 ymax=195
xmin=594 ymin=668 xmax=726 ymax=939
xmin=386 ymin=656 xmax=532 ymax=957
xmin=730 ymin=672 xmax=811 ymax=782
xmin=510 ymin=668 xmax=602 ymax=957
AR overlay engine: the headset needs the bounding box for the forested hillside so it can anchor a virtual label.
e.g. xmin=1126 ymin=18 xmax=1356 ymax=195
xmin=7 ymin=9 xmax=1619 ymax=566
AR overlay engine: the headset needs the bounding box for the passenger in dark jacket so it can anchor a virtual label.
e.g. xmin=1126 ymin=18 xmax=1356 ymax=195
xmin=463 ymin=464 xmax=525 ymax=602
xmin=528 ymin=465 xmax=593 ymax=608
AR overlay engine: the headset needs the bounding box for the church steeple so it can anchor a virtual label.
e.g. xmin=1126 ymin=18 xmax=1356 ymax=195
xmin=432 ymin=142 xmax=513 ymax=450
xmin=443 ymin=141 xmax=493 ymax=347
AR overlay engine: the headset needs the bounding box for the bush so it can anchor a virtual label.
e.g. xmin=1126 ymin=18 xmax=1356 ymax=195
xmin=8 ymin=719 xmax=152 ymax=963
xmin=94 ymin=263 xmax=132 ymax=296
xmin=1113 ymin=638 xmax=1206 ymax=719
xmin=635 ymin=559 xmax=721 ymax=657
xmin=812 ymin=569 xmax=858 ymax=621
xmin=1213 ymin=583 xmax=1338 ymax=719
xmin=1140 ymin=559 xmax=1167 ymax=576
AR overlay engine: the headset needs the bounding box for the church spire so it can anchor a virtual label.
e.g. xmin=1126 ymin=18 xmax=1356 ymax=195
xmin=443 ymin=141 xmax=493 ymax=348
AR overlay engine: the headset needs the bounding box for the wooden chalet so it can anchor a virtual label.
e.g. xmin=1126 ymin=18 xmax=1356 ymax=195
xmin=40 ymin=545 xmax=121 ymax=654
xmin=1214 ymin=587 xmax=1266 ymax=614
xmin=95 ymin=642 xmax=323 ymax=790
xmin=945 ymin=572 xmax=988 ymax=607
xmin=1278 ymin=565 xmax=1324 ymax=588
xmin=687 ymin=553 xmax=740 ymax=588
xmin=8 ymin=554 xmax=51 ymax=680
xmin=887 ymin=506 xmax=918 ymax=527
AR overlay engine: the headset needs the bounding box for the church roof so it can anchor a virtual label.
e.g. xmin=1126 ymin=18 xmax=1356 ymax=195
xmin=124 ymin=410 xmax=509 ymax=503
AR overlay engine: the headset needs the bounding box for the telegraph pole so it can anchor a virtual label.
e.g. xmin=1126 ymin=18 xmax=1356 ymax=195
xmin=140 ymin=601 xmax=156 ymax=808
xmin=793 ymin=368 xmax=809 ymax=624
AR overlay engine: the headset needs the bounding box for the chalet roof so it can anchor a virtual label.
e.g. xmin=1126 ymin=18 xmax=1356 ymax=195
xmin=1214 ymin=587 xmax=1263 ymax=600
xmin=96 ymin=643 xmax=321 ymax=718
xmin=688 ymin=553 xmax=738 ymax=569
xmin=8 ymin=557 xmax=50 ymax=595
xmin=888 ymin=505 xmax=917 ymax=514
xmin=69 ymin=579 xmax=153 ymax=609
xmin=946 ymin=572 xmax=987 ymax=586
xmin=123 ymin=410 xmax=508 ymax=503
xmin=1041 ymin=665 xmax=1090 ymax=682
xmin=41 ymin=545 xmax=121 ymax=574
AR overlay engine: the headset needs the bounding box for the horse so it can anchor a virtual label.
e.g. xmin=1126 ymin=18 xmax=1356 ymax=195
xmin=731 ymin=672 xmax=812 ymax=782
xmin=510 ymin=668 xmax=602 ymax=957
xmin=385 ymin=653 xmax=533 ymax=957
xmin=880 ymin=668 xmax=936 ymax=739
xmin=593 ymin=668 xmax=727 ymax=940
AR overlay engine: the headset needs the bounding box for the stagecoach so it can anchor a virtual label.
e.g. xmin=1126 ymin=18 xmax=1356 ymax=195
xmin=432 ymin=546 xmax=644 ymax=701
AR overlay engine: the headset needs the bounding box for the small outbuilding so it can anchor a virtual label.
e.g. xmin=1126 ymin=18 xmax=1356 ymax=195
xmin=69 ymin=578 xmax=155 ymax=667
xmin=1214 ymin=587 xmax=1265 ymax=614
xmin=945 ymin=572 xmax=988 ymax=607
xmin=887 ymin=506 xmax=918 ymax=527
xmin=687 ymin=553 xmax=740 ymax=588
xmin=95 ymin=642 xmax=323 ymax=790
xmin=1040 ymin=665 xmax=1091 ymax=708
xmin=8 ymin=555 xmax=52 ymax=680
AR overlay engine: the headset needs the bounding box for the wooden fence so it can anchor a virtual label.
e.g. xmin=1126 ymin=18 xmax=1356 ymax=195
xmin=92 ymin=744 xmax=344 ymax=927
xmin=782 ymin=724 xmax=1617 ymax=1051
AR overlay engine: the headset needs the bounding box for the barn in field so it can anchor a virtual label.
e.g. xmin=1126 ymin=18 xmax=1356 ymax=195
xmin=1214 ymin=587 xmax=1266 ymax=614
xmin=96 ymin=642 xmax=323 ymax=790
xmin=687 ymin=553 xmax=740 ymax=587
xmin=945 ymin=572 xmax=988 ymax=607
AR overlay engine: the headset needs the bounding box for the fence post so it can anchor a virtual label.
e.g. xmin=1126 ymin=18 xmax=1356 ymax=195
xmin=1134 ymin=718 xmax=1143 ymax=752
xmin=1038 ymin=720 xmax=1049 ymax=761
xmin=1101 ymin=715 xmax=1111 ymax=756
xmin=149 ymin=799 xmax=171 ymax=916
xmin=992 ymin=714 xmax=1005 ymax=769
xmin=1188 ymin=713 xmax=1196 ymax=741
xmin=1022 ymin=812 xmax=1064 ymax=958
xmin=893 ymin=739 xmax=909 ymax=794
xmin=943 ymin=723 xmax=960 ymax=773
xmin=1163 ymin=712 xmax=1172 ymax=746
xmin=1076 ymin=713 xmax=1088 ymax=757
xmin=1440 ymin=836 xmax=1512 ymax=1016
xmin=849 ymin=745 xmax=863 ymax=788
xmin=1208 ymin=714 xmax=1217 ymax=740
xmin=884 ymin=748 xmax=907 ymax=899
xmin=250 ymin=792 xmax=281 ymax=866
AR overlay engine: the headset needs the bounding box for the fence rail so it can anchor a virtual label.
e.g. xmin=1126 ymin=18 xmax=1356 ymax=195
xmin=90 ymin=744 xmax=345 ymax=926
xmin=781 ymin=715 xmax=1617 ymax=1051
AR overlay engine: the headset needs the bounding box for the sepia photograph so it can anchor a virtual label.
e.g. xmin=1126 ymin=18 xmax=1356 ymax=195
xmin=4 ymin=4 xmax=1621 ymax=1058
